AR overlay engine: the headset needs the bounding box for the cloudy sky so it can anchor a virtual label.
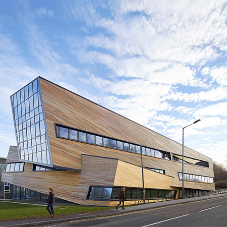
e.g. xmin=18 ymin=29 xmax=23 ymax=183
xmin=0 ymin=0 xmax=227 ymax=165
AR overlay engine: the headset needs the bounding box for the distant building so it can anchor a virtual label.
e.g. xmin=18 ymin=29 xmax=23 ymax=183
xmin=0 ymin=157 xmax=7 ymax=199
xmin=2 ymin=77 xmax=215 ymax=205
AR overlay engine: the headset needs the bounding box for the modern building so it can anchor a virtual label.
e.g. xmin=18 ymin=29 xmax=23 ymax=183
xmin=2 ymin=77 xmax=215 ymax=206
xmin=0 ymin=157 xmax=7 ymax=199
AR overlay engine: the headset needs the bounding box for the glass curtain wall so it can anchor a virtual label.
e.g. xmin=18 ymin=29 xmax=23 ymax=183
xmin=10 ymin=78 xmax=52 ymax=166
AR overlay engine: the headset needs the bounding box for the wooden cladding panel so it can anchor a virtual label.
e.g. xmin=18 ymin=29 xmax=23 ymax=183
xmin=39 ymin=77 xmax=214 ymax=192
xmin=2 ymin=162 xmax=81 ymax=203
xmin=6 ymin=146 xmax=19 ymax=163
xmin=39 ymin=135 xmax=214 ymax=191
xmin=39 ymin=78 xmax=211 ymax=165
xmin=73 ymin=155 xmax=118 ymax=206
xmin=114 ymin=160 xmax=175 ymax=190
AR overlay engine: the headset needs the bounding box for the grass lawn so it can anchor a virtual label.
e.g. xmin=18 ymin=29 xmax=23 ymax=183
xmin=0 ymin=201 xmax=112 ymax=221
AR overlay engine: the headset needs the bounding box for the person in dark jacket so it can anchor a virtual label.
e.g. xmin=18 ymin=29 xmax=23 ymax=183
xmin=116 ymin=188 xmax=125 ymax=210
xmin=46 ymin=187 xmax=55 ymax=218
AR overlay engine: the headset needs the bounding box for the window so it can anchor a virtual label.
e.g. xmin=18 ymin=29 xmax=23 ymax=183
xmin=87 ymin=186 xmax=113 ymax=200
xmin=60 ymin=127 xmax=68 ymax=139
xmin=136 ymin=145 xmax=141 ymax=154
xmin=87 ymin=134 xmax=95 ymax=144
xmin=79 ymin=131 xmax=86 ymax=143
xmin=117 ymin=141 xmax=123 ymax=150
xmin=95 ymin=136 xmax=102 ymax=146
xmin=103 ymin=137 xmax=110 ymax=147
xmin=146 ymin=148 xmax=151 ymax=156
xmin=109 ymin=139 xmax=117 ymax=149
xmin=178 ymin=172 xmax=213 ymax=184
xmin=130 ymin=144 xmax=136 ymax=153
xmin=5 ymin=163 xmax=24 ymax=172
xmin=55 ymin=123 xmax=173 ymax=162
xmin=124 ymin=142 xmax=129 ymax=151
xmin=11 ymin=78 xmax=51 ymax=165
xmin=70 ymin=129 xmax=77 ymax=140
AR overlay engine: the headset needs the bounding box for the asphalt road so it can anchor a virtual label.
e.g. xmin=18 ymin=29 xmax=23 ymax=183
xmin=50 ymin=196 xmax=227 ymax=227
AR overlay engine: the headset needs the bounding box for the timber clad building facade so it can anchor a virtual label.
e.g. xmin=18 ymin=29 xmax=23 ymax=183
xmin=2 ymin=77 xmax=215 ymax=206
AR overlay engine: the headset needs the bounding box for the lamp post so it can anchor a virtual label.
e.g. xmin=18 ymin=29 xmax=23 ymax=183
xmin=182 ymin=119 xmax=201 ymax=199
xmin=140 ymin=145 xmax=145 ymax=203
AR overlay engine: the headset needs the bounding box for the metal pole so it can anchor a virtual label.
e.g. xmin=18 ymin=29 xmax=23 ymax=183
xmin=181 ymin=119 xmax=201 ymax=199
xmin=182 ymin=128 xmax=184 ymax=199
xmin=140 ymin=145 xmax=145 ymax=203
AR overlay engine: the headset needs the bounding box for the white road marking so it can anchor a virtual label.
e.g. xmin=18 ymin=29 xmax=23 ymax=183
xmin=141 ymin=214 xmax=189 ymax=227
xmin=199 ymin=205 xmax=221 ymax=212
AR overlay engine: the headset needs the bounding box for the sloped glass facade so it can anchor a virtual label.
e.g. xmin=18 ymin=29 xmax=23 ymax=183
xmin=10 ymin=78 xmax=52 ymax=166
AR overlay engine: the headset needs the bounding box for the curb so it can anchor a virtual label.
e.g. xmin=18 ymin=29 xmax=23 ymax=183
xmin=1 ymin=194 xmax=227 ymax=227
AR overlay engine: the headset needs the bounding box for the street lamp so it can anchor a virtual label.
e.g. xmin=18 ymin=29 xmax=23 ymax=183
xmin=182 ymin=119 xmax=201 ymax=199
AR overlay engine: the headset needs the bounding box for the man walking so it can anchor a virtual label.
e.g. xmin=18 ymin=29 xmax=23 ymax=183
xmin=116 ymin=188 xmax=125 ymax=210
xmin=46 ymin=187 xmax=55 ymax=218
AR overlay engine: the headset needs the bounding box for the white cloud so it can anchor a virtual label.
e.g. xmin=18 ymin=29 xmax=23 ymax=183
xmin=36 ymin=8 xmax=54 ymax=18
xmin=195 ymin=102 xmax=227 ymax=117
xmin=210 ymin=66 xmax=227 ymax=85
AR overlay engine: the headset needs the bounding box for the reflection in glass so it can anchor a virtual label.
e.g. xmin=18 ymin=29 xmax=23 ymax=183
xmin=146 ymin=148 xmax=151 ymax=156
xmin=79 ymin=131 xmax=86 ymax=142
xmin=124 ymin=143 xmax=129 ymax=151
xmin=70 ymin=129 xmax=78 ymax=140
xmin=60 ymin=127 xmax=68 ymax=139
xmin=117 ymin=141 xmax=123 ymax=150
xmin=109 ymin=139 xmax=116 ymax=149
xmin=103 ymin=188 xmax=112 ymax=199
xmin=142 ymin=147 xmax=146 ymax=155
xmin=87 ymin=134 xmax=95 ymax=144
xmin=103 ymin=138 xmax=110 ymax=147
xmin=136 ymin=145 xmax=140 ymax=154
xmin=130 ymin=144 xmax=136 ymax=153
xmin=96 ymin=136 xmax=102 ymax=146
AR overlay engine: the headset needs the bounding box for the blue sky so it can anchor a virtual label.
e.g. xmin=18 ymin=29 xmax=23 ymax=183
xmin=1 ymin=0 xmax=227 ymax=166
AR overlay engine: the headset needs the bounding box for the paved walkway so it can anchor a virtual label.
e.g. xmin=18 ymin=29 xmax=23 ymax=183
xmin=0 ymin=193 xmax=227 ymax=227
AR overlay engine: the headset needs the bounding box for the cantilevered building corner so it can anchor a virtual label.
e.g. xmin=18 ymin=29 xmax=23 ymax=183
xmin=2 ymin=77 xmax=215 ymax=206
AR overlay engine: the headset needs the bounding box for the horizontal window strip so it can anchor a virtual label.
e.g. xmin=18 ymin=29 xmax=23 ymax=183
xmin=5 ymin=163 xmax=24 ymax=172
xmin=55 ymin=124 xmax=171 ymax=161
xmin=178 ymin=172 xmax=214 ymax=184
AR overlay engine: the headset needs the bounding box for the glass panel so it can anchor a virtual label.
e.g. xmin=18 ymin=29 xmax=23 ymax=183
xmin=146 ymin=148 xmax=151 ymax=156
xmin=117 ymin=141 xmax=123 ymax=150
xmin=70 ymin=129 xmax=78 ymax=140
xmin=103 ymin=137 xmax=110 ymax=147
xmin=33 ymin=79 xmax=38 ymax=94
xmin=136 ymin=145 xmax=141 ymax=154
xmin=14 ymin=94 xmax=17 ymax=107
xmin=155 ymin=150 xmax=160 ymax=158
xmin=103 ymin=188 xmax=112 ymax=200
xmin=37 ymin=152 xmax=42 ymax=163
xmin=94 ymin=187 xmax=102 ymax=199
xmin=5 ymin=164 xmax=10 ymax=172
xmin=142 ymin=147 xmax=146 ymax=155
xmin=124 ymin=142 xmax=129 ymax=151
xmin=21 ymin=88 xmax=25 ymax=103
xmin=29 ymin=82 xmax=33 ymax=97
xmin=42 ymin=151 xmax=47 ymax=164
xmin=17 ymin=90 xmax=21 ymax=104
xmin=87 ymin=134 xmax=95 ymax=144
xmin=40 ymin=120 xmax=45 ymax=135
xmin=79 ymin=131 xmax=86 ymax=142
xmin=109 ymin=139 xmax=116 ymax=149
xmin=25 ymin=85 xmax=28 ymax=100
xmin=35 ymin=123 xmax=40 ymax=136
xmin=59 ymin=127 xmax=68 ymax=139
xmin=33 ymin=93 xmax=38 ymax=109
xmin=21 ymin=102 xmax=25 ymax=116
xmin=95 ymin=136 xmax=102 ymax=145
xmin=130 ymin=144 xmax=136 ymax=153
